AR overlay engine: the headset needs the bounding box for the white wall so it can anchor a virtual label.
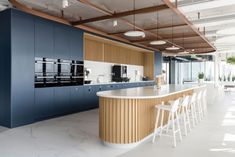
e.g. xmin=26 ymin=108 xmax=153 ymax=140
xmin=84 ymin=60 xmax=144 ymax=84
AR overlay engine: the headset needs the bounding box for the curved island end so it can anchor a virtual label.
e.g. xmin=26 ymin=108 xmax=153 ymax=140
xmin=97 ymin=84 xmax=205 ymax=148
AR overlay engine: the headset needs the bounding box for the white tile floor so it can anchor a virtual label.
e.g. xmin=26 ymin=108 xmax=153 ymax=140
xmin=0 ymin=87 xmax=234 ymax=157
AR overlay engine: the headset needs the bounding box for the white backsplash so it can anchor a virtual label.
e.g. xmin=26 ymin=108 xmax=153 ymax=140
xmin=84 ymin=60 xmax=144 ymax=84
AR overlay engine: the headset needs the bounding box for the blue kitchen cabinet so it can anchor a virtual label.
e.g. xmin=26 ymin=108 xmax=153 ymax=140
xmin=69 ymin=27 xmax=84 ymax=61
xmin=11 ymin=10 xmax=35 ymax=127
xmin=83 ymin=86 xmax=94 ymax=110
xmin=34 ymin=88 xmax=55 ymax=121
xmin=0 ymin=9 xmax=11 ymax=127
xmin=35 ymin=17 xmax=54 ymax=58
xmin=54 ymin=86 xmax=71 ymax=115
xmin=70 ymin=86 xmax=84 ymax=112
xmin=54 ymin=23 xmax=70 ymax=60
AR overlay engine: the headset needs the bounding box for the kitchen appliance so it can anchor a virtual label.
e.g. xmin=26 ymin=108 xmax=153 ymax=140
xmin=35 ymin=57 xmax=84 ymax=87
xmin=111 ymin=65 xmax=129 ymax=82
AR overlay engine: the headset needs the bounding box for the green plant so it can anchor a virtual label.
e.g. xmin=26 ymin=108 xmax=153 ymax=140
xmin=198 ymin=72 xmax=204 ymax=79
xmin=227 ymin=56 xmax=235 ymax=65
xmin=232 ymin=76 xmax=235 ymax=82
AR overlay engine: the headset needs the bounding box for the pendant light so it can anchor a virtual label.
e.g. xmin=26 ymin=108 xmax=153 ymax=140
xmin=166 ymin=14 xmax=179 ymax=50
xmin=124 ymin=0 xmax=145 ymax=37
xmin=178 ymin=31 xmax=189 ymax=54
xmin=150 ymin=8 xmax=166 ymax=45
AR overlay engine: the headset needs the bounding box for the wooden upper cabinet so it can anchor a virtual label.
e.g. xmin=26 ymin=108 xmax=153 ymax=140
xmin=104 ymin=43 xmax=144 ymax=65
xmin=143 ymin=52 xmax=154 ymax=80
xmin=84 ymin=38 xmax=104 ymax=62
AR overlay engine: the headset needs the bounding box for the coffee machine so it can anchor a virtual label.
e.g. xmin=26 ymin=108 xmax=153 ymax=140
xmin=111 ymin=65 xmax=129 ymax=82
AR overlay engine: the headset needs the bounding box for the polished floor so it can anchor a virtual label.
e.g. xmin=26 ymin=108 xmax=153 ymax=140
xmin=0 ymin=86 xmax=234 ymax=157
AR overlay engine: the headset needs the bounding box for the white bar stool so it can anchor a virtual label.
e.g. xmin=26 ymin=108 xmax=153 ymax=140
xmin=196 ymin=91 xmax=204 ymax=121
xmin=202 ymin=89 xmax=207 ymax=116
xmin=152 ymin=98 xmax=182 ymax=147
xmin=188 ymin=93 xmax=197 ymax=127
xmin=179 ymin=95 xmax=191 ymax=136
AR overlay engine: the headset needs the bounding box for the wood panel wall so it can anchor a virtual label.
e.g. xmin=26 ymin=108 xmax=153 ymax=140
xmin=99 ymin=90 xmax=193 ymax=144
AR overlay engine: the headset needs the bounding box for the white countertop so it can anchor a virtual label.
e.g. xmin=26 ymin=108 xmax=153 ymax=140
xmin=84 ymin=80 xmax=154 ymax=86
xmin=97 ymin=84 xmax=206 ymax=99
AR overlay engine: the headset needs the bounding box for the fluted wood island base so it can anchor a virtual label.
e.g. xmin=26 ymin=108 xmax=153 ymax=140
xmin=97 ymin=84 xmax=204 ymax=148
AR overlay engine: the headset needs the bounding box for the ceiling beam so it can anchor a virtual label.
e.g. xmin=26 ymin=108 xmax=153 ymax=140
xmin=78 ymin=0 xmax=185 ymax=50
xmin=72 ymin=4 xmax=169 ymax=25
xmin=162 ymin=0 xmax=216 ymax=51
xmin=9 ymin=0 xmax=70 ymax=25
xmin=108 ymin=23 xmax=187 ymax=35
xmin=9 ymin=0 xmax=156 ymax=52
xmin=131 ymin=34 xmax=199 ymax=43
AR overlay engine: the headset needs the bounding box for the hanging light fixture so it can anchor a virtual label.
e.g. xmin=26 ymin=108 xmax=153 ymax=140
xmin=178 ymin=31 xmax=189 ymax=54
xmin=124 ymin=0 xmax=145 ymax=37
xmin=166 ymin=14 xmax=179 ymax=50
xmin=150 ymin=7 xmax=166 ymax=45
xmin=62 ymin=0 xmax=69 ymax=8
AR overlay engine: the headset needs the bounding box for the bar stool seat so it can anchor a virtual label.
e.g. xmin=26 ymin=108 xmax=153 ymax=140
xmin=152 ymin=98 xmax=182 ymax=147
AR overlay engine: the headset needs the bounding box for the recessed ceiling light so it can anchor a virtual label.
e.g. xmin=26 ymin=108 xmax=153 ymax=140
xmin=124 ymin=31 xmax=145 ymax=37
xmin=192 ymin=49 xmax=195 ymax=52
xmin=150 ymin=40 xmax=166 ymax=45
xmin=166 ymin=45 xmax=180 ymax=50
xmin=113 ymin=20 xmax=118 ymax=27
xmin=62 ymin=0 xmax=69 ymax=8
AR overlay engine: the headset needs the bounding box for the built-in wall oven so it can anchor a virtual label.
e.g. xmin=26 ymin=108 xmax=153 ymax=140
xmin=35 ymin=57 xmax=84 ymax=88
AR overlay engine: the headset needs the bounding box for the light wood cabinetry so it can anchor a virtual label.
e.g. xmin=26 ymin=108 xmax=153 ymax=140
xmin=84 ymin=38 xmax=104 ymax=61
xmin=84 ymin=33 xmax=155 ymax=79
xmin=144 ymin=52 xmax=154 ymax=80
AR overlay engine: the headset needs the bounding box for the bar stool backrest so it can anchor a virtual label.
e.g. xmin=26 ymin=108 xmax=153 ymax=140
xmin=181 ymin=95 xmax=190 ymax=107
xmin=190 ymin=93 xmax=197 ymax=104
xmin=203 ymin=89 xmax=207 ymax=98
xmin=197 ymin=91 xmax=202 ymax=100
xmin=171 ymin=98 xmax=180 ymax=112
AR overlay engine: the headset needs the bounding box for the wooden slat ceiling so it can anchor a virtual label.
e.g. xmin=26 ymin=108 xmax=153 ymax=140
xmin=10 ymin=0 xmax=216 ymax=54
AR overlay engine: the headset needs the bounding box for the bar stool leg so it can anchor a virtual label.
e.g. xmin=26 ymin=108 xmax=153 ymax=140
xmin=160 ymin=109 xmax=164 ymax=136
xmin=152 ymin=108 xmax=161 ymax=143
xmin=186 ymin=107 xmax=191 ymax=132
xmin=166 ymin=112 xmax=171 ymax=133
xmin=172 ymin=113 xmax=176 ymax=147
xmin=182 ymin=107 xmax=187 ymax=136
xmin=176 ymin=111 xmax=182 ymax=141
xmin=193 ymin=102 xmax=198 ymax=124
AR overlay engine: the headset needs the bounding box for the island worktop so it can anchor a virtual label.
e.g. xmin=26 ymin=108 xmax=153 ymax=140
xmin=97 ymin=84 xmax=206 ymax=148
xmin=97 ymin=84 xmax=204 ymax=99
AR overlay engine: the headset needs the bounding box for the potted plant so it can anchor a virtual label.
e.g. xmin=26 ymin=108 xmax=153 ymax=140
xmin=198 ymin=72 xmax=204 ymax=84
xmin=224 ymin=75 xmax=226 ymax=82
xmin=232 ymin=76 xmax=235 ymax=82
xmin=227 ymin=56 xmax=235 ymax=65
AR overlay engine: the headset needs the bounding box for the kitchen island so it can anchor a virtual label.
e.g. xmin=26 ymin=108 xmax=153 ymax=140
xmin=97 ymin=84 xmax=205 ymax=148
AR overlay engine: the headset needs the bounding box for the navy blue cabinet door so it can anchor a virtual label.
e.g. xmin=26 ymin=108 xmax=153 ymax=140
xmin=54 ymin=23 xmax=70 ymax=59
xmin=35 ymin=17 xmax=54 ymax=58
xmin=11 ymin=10 xmax=35 ymax=127
xmin=34 ymin=88 xmax=54 ymax=121
xmin=54 ymin=87 xmax=71 ymax=115
xmin=69 ymin=27 xmax=83 ymax=61
xmin=70 ymin=86 xmax=84 ymax=112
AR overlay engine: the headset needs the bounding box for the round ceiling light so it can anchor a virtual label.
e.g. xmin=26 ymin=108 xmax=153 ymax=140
xmin=166 ymin=45 xmax=180 ymax=51
xmin=150 ymin=40 xmax=166 ymax=45
xmin=124 ymin=31 xmax=145 ymax=37
xmin=217 ymin=28 xmax=235 ymax=35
